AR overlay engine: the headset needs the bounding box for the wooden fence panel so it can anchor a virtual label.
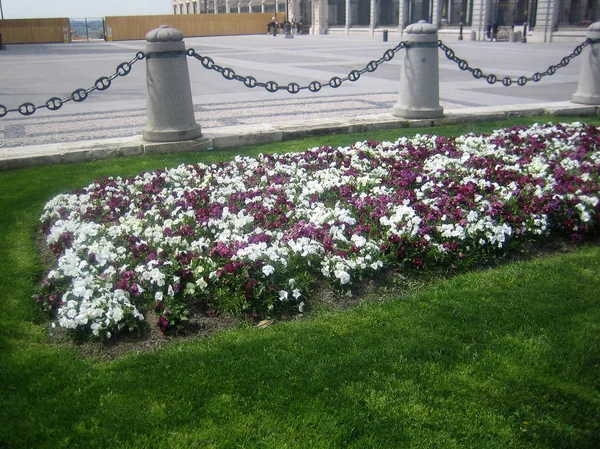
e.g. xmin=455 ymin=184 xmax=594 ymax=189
xmin=0 ymin=18 xmax=70 ymax=44
xmin=105 ymin=13 xmax=285 ymax=41
xmin=0 ymin=14 xmax=286 ymax=44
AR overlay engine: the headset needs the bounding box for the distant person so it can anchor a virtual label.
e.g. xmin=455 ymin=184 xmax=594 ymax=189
xmin=271 ymin=17 xmax=278 ymax=36
xmin=486 ymin=20 xmax=492 ymax=41
xmin=492 ymin=21 xmax=499 ymax=41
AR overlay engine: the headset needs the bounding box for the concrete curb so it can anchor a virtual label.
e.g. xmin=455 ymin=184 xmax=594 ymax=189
xmin=1 ymin=102 xmax=598 ymax=171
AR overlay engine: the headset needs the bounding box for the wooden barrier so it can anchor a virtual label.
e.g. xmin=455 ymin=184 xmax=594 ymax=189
xmin=0 ymin=18 xmax=70 ymax=44
xmin=0 ymin=13 xmax=286 ymax=45
xmin=105 ymin=13 xmax=286 ymax=41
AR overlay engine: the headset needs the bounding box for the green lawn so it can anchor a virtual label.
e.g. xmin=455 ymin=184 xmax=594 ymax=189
xmin=1 ymin=116 xmax=599 ymax=448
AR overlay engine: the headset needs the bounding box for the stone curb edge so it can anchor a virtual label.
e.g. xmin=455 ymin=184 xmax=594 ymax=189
xmin=1 ymin=102 xmax=598 ymax=171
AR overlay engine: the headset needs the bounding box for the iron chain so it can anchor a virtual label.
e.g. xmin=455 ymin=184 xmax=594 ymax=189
xmin=186 ymin=42 xmax=406 ymax=94
xmin=0 ymin=51 xmax=146 ymax=118
xmin=438 ymin=38 xmax=600 ymax=86
xmin=2 ymin=37 xmax=598 ymax=119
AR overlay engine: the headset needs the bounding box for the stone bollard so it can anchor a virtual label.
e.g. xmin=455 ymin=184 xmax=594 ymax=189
xmin=392 ymin=21 xmax=443 ymax=119
xmin=571 ymin=22 xmax=600 ymax=105
xmin=143 ymin=25 xmax=202 ymax=142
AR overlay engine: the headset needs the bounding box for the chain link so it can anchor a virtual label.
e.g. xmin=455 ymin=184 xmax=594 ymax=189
xmin=438 ymin=38 xmax=599 ymax=86
xmin=186 ymin=42 xmax=407 ymax=94
xmin=2 ymin=37 xmax=597 ymax=118
xmin=0 ymin=51 xmax=146 ymax=118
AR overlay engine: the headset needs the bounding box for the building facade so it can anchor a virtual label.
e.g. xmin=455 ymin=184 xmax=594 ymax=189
xmin=172 ymin=0 xmax=599 ymax=42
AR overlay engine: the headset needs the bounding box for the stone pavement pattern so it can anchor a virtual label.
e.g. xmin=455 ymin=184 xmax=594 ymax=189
xmin=0 ymin=34 xmax=597 ymax=168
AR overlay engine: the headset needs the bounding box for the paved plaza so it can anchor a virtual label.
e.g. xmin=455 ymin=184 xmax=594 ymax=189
xmin=0 ymin=33 xmax=590 ymax=148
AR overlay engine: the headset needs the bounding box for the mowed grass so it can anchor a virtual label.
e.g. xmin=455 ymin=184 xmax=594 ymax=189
xmin=0 ymin=116 xmax=599 ymax=448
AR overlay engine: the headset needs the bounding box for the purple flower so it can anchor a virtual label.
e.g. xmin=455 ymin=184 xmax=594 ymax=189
xmin=157 ymin=315 xmax=170 ymax=332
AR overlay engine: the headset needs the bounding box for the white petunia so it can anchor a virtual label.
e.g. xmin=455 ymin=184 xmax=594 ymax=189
xmin=262 ymin=265 xmax=275 ymax=276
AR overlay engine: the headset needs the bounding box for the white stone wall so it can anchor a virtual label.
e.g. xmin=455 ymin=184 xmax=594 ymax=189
xmin=530 ymin=0 xmax=558 ymax=43
xmin=168 ymin=0 xmax=585 ymax=44
xmin=470 ymin=0 xmax=488 ymax=40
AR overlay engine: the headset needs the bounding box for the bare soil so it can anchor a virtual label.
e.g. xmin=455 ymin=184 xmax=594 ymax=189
xmin=41 ymin=234 xmax=599 ymax=362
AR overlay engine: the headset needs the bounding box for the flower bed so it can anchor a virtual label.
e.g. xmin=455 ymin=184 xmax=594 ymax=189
xmin=37 ymin=122 xmax=600 ymax=338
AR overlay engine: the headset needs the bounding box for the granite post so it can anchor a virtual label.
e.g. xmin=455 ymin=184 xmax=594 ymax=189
xmin=571 ymin=22 xmax=600 ymax=105
xmin=392 ymin=21 xmax=444 ymax=119
xmin=143 ymin=26 xmax=202 ymax=142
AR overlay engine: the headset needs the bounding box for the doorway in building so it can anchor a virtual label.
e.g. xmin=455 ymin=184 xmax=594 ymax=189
xmin=69 ymin=18 xmax=106 ymax=41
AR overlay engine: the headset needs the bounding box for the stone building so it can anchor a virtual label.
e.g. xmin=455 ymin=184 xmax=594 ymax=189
xmin=171 ymin=0 xmax=599 ymax=42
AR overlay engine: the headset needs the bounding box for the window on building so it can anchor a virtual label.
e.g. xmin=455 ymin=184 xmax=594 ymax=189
xmin=557 ymin=0 xmax=599 ymax=27
xmin=327 ymin=0 xmax=346 ymax=25
xmin=440 ymin=0 xmax=472 ymax=26
xmin=299 ymin=0 xmax=312 ymax=25
xmin=378 ymin=0 xmax=399 ymax=26
xmin=350 ymin=0 xmax=371 ymax=26
xmin=408 ymin=0 xmax=431 ymax=24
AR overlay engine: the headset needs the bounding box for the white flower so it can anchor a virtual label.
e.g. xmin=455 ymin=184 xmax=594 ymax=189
xmin=351 ymin=234 xmax=367 ymax=248
xmin=262 ymin=265 xmax=275 ymax=276
xmin=334 ymin=269 xmax=351 ymax=285
xmin=196 ymin=277 xmax=208 ymax=290
xmin=184 ymin=282 xmax=196 ymax=296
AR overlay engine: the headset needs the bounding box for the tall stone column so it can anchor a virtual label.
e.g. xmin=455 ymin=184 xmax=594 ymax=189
xmin=431 ymin=0 xmax=442 ymax=27
xmin=392 ymin=21 xmax=443 ymax=119
xmin=398 ymin=0 xmax=408 ymax=34
xmin=345 ymin=0 xmax=351 ymax=34
xmin=312 ymin=0 xmax=327 ymax=34
xmin=470 ymin=0 xmax=488 ymax=40
xmin=370 ymin=0 xmax=376 ymax=34
xmin=143 ymin=26 xmax=202 ymax=142
xmin=572 ymin=23 xmax=600 ymax=105
xmin=525 ymin=0 xmax=557 ymax=43
xmin=290 ymin=0 xmax=301 ymax=22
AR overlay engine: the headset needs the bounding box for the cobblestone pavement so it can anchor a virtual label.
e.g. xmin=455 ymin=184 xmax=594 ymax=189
xmin=0 ymin=94 xmax=471 ymax=147
xmin=0 ymin=34 xmax=586 ymax=147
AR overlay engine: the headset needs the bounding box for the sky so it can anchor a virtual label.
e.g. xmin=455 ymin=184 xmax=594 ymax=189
xmin=1 ymin=0 xmax=172 ymax=19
